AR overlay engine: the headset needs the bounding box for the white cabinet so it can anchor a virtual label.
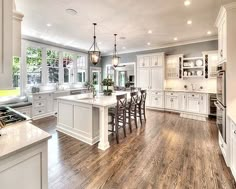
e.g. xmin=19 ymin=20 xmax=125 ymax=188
xmin=179 ymin=93 xmax=187 ymax=111
xmin=166 ymin=54 xmax=183 ymax=79
xmin=14 ymin=106 xmax=32 ymax=118
xmin=203 ymin=51 xmax=218 ymax=78
xmin=150 ymin=67 xmax=163 ymax=90
xmin=0 ymin=0 xmax=2 ymax=73
xmin=137 ymin=68 xmax=150 ymax=89
xmin=138 ymin=56 xmax=150 ymax=67
xmin=231 ymin=119 xmax=236 ymax=180
xmin=165 ymin=92 xmax=179 ymax=110
xmin=149 ymin=91 xmax=164 ymax=109
xmin=29 ymin=93 xmax=55 ymax=120
xmin=186 ymin=93 xmax=200 ymax=113
xmin=217 ymin=12 xmax=227 ymax=63
xmin=199 ymin=94 xmax=208 ymax=114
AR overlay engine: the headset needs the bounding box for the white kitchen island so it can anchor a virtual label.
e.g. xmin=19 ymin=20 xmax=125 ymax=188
xmin=57 ymin=92 xmax=129 ymax=151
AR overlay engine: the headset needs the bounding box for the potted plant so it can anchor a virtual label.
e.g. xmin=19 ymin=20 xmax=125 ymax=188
xmin=102 ymin=78 xmax=114 ymax=96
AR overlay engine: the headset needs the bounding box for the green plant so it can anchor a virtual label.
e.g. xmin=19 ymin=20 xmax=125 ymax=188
xmin=102 ymin=78 xmax=114 ymax=96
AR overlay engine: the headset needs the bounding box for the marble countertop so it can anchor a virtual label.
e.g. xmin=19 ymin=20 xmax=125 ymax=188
xmin=27 ymin=87 xmax=88 ymax=95
xmin=164 ymin=89 xmax=217 ymax=94
xmin=57 ymin=92 xmax=130 ymax=107
xmin=227 ymin=100 xmax=236 ymax=124
xmin=0 ymin=121 xmax=51 ymax=160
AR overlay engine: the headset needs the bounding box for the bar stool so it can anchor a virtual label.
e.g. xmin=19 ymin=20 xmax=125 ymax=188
xmin=126 ymin=92 xmax=139 ymax=133
xmin=108 ymin=94 xmax=127 ymax=144
xmin=136 ymin=90 xmax=147 ymax=124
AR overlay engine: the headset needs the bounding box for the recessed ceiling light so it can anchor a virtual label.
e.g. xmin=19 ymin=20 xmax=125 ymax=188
xmin=207 ymin=31 xmax=212 ymax=35
xmin=187 ymin=20 xmax=192 ymax=25
xmin=174 ymin=37 xmax=178 ymax=41
xmin=147 ymin=42 xmax=151 ymax=46
xmin=184 ymin=0 xmax=191 ymax=6
xmin=47 ymin=23 xmax=52 ymax=27
xmin=148 ymin=30 xmax=153 ymax=34
xmin=65 ymin=8 xmax=78 ymax=16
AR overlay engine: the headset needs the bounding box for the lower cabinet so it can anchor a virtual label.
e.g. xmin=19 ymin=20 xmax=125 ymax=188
xmin=146 ymin=90 xmax=164 ymax=109
xmin=186 ymin=93 xmax=208 ymax=114
xmin=165 ymin=93 xmax=179 ymax=110
xmin=13 ymin=106 xmax=32 ymax=118
xmin=231 ymin=119 xmax=236 ymax=180
xmin=187 ymin=95 xmax=200 ymax=113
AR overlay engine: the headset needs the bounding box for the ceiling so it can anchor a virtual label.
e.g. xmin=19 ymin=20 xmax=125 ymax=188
xmin=15 ymin=0 xmax=234 ymax=55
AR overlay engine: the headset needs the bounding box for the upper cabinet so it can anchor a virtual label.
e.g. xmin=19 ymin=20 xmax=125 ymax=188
xmin=137 ymin=53 xmax=165 ymax=90
xmin=203 ymin=51 xmax=218 ymax=78
xmin=166 ymin=54 xmax=183 ymax=79
xmin=0 ymin=0 xmax=23 ymax=89
xmin=217 ymin=13 xmax=227 ymax=63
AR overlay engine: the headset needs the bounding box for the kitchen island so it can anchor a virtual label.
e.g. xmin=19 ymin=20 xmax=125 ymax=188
xmin=0 ymin=121 xmax=51 ymax=189
xmin=57 ymin=92 xmax=129 ymax=151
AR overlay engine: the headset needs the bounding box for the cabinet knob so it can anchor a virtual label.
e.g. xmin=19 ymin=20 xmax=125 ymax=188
xmin=155 ymin=62 xmax=157 ymax=65
xmin=234 ymin=130 xmax=236 ymax=135
xmin=142 ymin=63 xmax=145 ymax=66
xmin=220 ymin=50 xmax=223 ymax=58
xmin=155 ymin=98 xmax=158 ymax=100
xmin=192 ymin=94 xmax=194 ymax=97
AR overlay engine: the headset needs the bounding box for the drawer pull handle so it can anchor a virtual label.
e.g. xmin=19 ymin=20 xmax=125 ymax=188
xmin=39 ymin=110 xmax=42 ymax=113
xmin=39 ymin=103 xmax=42 ymax=105
xmin=234 ymin=130 xmax=236 ymax=134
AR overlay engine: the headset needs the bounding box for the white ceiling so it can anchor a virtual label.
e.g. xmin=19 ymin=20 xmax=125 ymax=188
xmin=15 ymin=0 xmax=234 ymax=55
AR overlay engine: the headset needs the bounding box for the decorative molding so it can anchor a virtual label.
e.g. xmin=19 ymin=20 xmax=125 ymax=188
xmin=13 ymin=10 xmax=24 ymax=21
xmin=102 ymin=36 xmax=218 ymax=56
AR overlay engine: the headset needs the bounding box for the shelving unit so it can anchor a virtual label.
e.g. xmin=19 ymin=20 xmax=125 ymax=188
xmin=182 ymin=56 xmax=205 ymax=78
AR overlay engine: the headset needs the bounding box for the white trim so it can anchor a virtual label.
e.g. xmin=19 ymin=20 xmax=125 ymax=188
xmin=102 ymin=36 xmax=218 ymax=56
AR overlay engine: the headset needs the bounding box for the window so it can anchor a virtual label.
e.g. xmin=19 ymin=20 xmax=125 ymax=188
xmin=106 ymin=65 xmax=115 ymax=81
xmin=26 ymin=47 xmax=42 ymax=84
xmin=12 ymin=56 xmax=20 ymax=88
xmin=47 ymin=50 xmax=59 ymax=83
xmin=76 ymin=56 xmax=87 ymax=83
xmin=63 ymin=53 xmax=74 ymax=83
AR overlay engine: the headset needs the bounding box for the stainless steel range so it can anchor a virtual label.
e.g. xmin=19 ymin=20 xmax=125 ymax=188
xmin=215 ymin=62 xmax=226 ymax=143
xmin=0 ymin=106 xmax=27 ymax=126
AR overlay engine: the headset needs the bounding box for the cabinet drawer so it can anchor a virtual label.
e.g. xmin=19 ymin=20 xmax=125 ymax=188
xmin=151 ymin=91 xmax=163 ymax=96
xmin=33 ymin=107 xmax=46 ymax=116
xmin=187 ymin=93 xmax=200 ymax=99
xmin=33 ymin=94 xmax=47 ymax=100
xmin=14 ymin=107 xmax=32 ymax=117
xmin=34 ymin=100 xmax=46 ymax=108
xmin=165 ymin=92 xmax=178 ymax=97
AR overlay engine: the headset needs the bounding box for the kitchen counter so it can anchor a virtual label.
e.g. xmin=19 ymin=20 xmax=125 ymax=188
xmin=227 ymin=100 xmax=236 ymax=124
xmin=27 ymin=87 xmax=88 ymax=95
xmin=0 ymin=121 xmax=51 ymax=160
xmin=164 ymin=89 xmax=217 ymax=94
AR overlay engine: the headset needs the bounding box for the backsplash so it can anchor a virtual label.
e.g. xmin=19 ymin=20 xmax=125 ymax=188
xmin=165 ymin=78 xmax=216 ymax=92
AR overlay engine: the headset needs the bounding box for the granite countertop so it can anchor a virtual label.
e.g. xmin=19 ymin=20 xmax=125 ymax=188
xmin=0 ymin=121 xmax=51 ymax=160
xmin=164 ymin=89 xmax=217 ymax=94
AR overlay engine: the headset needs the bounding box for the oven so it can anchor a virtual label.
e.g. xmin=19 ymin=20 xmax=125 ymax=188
xmin=216 ymin=62 xmax=226 ymax=143
xmin=214 ymin=101 xmax=226 ymax=143
xmin=217 ymin=63 xmax=226 ymax=106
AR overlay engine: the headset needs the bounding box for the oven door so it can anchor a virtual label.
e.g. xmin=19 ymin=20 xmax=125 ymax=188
xmin=214 ymin=101 xmax=226 ymax=143
xmin=217 ymin=71 xmax=226 ymax=106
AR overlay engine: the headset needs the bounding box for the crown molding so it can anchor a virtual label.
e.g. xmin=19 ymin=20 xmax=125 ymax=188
xmin=102 ymin=36 xmax=218 ymax=57
xmin=216 ymin=2 xmax=236 ymax=27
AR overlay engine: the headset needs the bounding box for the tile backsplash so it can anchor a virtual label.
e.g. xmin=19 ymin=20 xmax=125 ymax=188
xmin=165 ymin=78 xmax=216 ymax=92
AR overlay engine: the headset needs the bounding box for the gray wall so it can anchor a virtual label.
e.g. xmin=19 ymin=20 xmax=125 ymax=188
xmin=101 ymin=40 xmax=218 ymax=79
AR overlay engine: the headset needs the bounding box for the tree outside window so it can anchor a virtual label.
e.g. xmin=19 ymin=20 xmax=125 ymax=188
xmin=12 ymin=56 xmax=20 ymax=88
xmin=47 ymin=50 xmax=59 ymax=83
xmin=63 ymin=53 xmax=74 ymax=83
xmin=26 ymin=47 xmax=42 ymax=84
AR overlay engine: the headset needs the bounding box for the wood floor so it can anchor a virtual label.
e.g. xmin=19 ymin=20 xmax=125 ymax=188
xmin=32 ymin=110 xmax=236 ymax=189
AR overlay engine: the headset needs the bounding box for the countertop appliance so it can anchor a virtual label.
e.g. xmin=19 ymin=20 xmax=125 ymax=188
xmin=215 ymin=63 xmax=226 ymax=143
xmin=0 ymin=106 xmax=28 ymax=126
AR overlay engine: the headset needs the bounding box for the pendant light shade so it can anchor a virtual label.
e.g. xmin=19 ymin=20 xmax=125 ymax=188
xmin=112 ymin=34 xmax=120 ymax=67
xmin=88 ymin=23 xmax=101 ymax=65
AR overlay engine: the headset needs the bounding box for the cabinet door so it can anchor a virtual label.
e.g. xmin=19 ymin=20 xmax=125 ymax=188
xmin=151 ymin=55 xmax=159 ymax=67
xmin=222 ymin=18 xmax=227 ymax=61
xmin=187 ymin=97 xmax=200 ymax=113
xmin=179 ymin=93 xmax=187 ymax=111
xmin=150 ymin=67 xmax=163 ymax=90
xmin=137 ymin=68 xmax=150 ymax=89
xmin=138 ymin=56 xmax=150 ymax=67
xmin=146 ymin=91 xmax=151 ymax=107
xmin=151 ymin=95 xmax=163 ymax=108
xmin=165 ymin=96 xmax=172 ymax=109
xmin=172 ymin=97 xmax=179 ymax=110
xmin=47 ymin=93 xmax=54 ymax=113
xmin=231 ymin=121 xmax=236 ymax=179
xmin=200 ymin=94 xmax=208 ymax=114
xmin=218 ymin=25 xmax=223 ymax=62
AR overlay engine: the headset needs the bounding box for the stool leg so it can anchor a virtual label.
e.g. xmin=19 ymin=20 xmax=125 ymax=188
xmin=134 ymin=106 xmax=138 ymax=128
xmin=128 ymin=109 xmax=132 ymax=133
xmin=123 ymin=110 xmax=127 ymax=137
xmin=115 ymin=114 xmax=119 ymax=144
xmin=139 ymin=105 xmax=142 ymax=124
xmin=143 ymin=105 xmax=147 ymax=121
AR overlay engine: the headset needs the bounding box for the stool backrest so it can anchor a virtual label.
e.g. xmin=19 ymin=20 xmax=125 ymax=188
xmin=140 ymin=90 xmax=147 ymax=105
xmin=116 ymin=94 xmax=127 ymax=113
xmin=129 ymin=92 xmax=138 ymax=109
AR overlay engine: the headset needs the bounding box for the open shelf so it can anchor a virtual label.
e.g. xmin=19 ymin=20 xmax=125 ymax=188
xmin=183 ymin=66 xmax=204 ymax=69
xmin=183 ymin=57 xmax=204 ymax=61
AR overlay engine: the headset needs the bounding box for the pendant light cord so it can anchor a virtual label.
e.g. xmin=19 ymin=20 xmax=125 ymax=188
xmin=93 ymin=23 xmax=96 ymax=52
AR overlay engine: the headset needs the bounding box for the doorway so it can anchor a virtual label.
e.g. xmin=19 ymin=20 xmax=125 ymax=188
xmin=90 ymin=67 xmax=102 ymax=93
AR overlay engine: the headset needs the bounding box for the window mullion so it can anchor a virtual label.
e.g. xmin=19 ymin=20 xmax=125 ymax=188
xmin=41 ymin=47 xmax=47 ymax=85
xmin=59 ymin=51 xmax=64 ymax=84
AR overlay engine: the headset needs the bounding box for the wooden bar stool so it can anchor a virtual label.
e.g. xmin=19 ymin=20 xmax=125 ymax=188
xmin=108 ymin=94 xmax=127 ymax=144
xmin=136 ymin=90 xmax=147 ymax=124
xmin=126 ymin=92 xmax=139 ymax=133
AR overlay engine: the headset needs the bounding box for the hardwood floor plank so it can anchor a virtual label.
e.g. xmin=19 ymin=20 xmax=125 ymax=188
xmin=32 ymin=110 xmax=236 ymax=189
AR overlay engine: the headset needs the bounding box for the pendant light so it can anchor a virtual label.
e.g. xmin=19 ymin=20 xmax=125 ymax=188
xmin=112 ymin=34 xmax=120 ymax=67
xmin=88 ymin=23 xmax=101 ymax=65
